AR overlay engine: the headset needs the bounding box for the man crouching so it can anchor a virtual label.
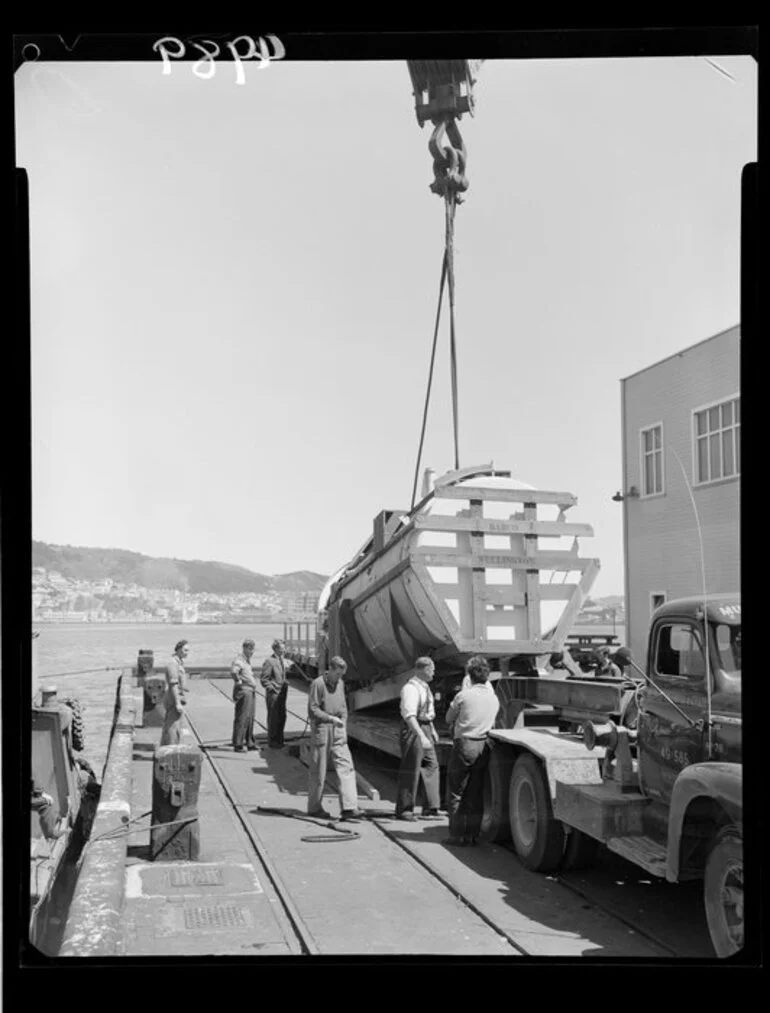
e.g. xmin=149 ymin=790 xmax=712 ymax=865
xmin=307 ymin=656 xmax=367 ymax=822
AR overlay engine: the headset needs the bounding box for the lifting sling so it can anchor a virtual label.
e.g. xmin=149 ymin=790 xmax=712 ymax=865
xmin=406 ymin=60 xmax=483 ymax=508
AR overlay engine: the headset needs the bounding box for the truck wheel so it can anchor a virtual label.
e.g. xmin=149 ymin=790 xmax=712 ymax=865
xmin=561 ymin=828 xmax=600 ymax=871
xmin=64 ymin=697 xmax=85 ymax=752
xmin=479 ymin=747 xmax=513 ymax=843
xmin=508 ymin=753 xmax=565 ymax=871
xmin=704 ymin=827 xmax=743 ymax=957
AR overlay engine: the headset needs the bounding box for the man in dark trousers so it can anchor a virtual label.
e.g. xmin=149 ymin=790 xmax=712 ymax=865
xmin=231 ymin=638 xmax=258 ymax=751
xmin=260 ymin=638 xmax=298 ymax=748
xmin=444 ymin=655 xmax=500 ymax=847
xmin=395 ymin=656 xmax=443 ymax=821
xmin=160 ymin=639 xmax=189 ymax=746
xmin=306 ymin=656 xmax=366 ymax=821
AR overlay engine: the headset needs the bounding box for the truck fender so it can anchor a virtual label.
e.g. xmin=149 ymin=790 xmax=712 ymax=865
xmin=666 ymin=762 xmax=742 ymax=882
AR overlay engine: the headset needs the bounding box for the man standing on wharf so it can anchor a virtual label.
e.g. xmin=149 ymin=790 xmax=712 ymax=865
xmin=260 ymin=638 xmax=297 ymax=748
xmin=395 ymin=657 xmax=443 ymax=821
xmin=160 ymin=640 xmax=189 ymax=746
xmin=444 ymin=655 xmax=500 ymax=847
xmin=231 ymin=639 xmax=258 ymax=752
xmin=306 ymin=656 xmax=367 ymax=821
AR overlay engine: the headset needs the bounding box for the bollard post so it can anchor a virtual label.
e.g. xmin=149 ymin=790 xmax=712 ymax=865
xmin=142 ymin=675 xmax=167 ymax=727
xmin=150 ymin=744 xmax=202 ymax=861
xmin=136 ymin=649 xmax=154 ymax=688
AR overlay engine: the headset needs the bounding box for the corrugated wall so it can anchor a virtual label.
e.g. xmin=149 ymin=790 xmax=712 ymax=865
xmin=622 ymin=327 xmax=740 ymax=666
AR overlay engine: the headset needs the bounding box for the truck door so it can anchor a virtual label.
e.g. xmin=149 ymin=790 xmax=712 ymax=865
xmin=637 ymin=620 xmax=709 ymax=805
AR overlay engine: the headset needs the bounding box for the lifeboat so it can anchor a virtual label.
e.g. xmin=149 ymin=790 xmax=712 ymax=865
xmin=318 ymin=464 xmax=600 ymax=687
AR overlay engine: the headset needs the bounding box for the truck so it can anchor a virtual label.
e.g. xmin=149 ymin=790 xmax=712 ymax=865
xmin=483 ymin=592 xmax=742 ymax=959
xmin=283 ymin=469 xmax=742 ymax=957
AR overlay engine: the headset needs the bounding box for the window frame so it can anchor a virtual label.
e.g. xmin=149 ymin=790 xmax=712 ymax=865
xmin=691 ymin=393 xmax=740 ymax=488
xmin=652 ymin=621 xmax=707 ymax=682
xmin=639 ymin=422 xmax=665 ymax=499
xmin=650 ymin=591 xmax=667 ymax=616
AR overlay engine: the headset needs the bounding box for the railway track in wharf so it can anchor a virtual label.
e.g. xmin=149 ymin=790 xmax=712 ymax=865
xmin=180 ymin=678 xmax=695 ymax=958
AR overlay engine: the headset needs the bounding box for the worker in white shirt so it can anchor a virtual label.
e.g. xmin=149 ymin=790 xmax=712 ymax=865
xmin=444 ymin=655 xmax=500 ymax=846
xmin=395 ymin=657 xmax=443 ymax=821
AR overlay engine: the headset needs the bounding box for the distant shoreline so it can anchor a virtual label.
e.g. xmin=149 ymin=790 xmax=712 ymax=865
xmin=32 ymin=617 xmax=315 ymax=626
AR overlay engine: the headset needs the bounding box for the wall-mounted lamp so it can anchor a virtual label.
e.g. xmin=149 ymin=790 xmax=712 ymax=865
xmin=612 ymin=486 xmax=639 ymax=502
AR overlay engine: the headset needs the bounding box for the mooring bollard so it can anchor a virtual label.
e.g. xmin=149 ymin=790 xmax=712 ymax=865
xmin=150 ymin=744 xmax=201 ymax=861
xmin=142 ymin=674 xmax=167 ymax=727
xmin=136 ymin=649 xmax=154 ymax=688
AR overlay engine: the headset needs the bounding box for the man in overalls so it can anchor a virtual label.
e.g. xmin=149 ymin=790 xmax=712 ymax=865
xmin=231 ymin=638 xmax=258 ymax=751
xmin=395 ymin=656 xmax=443 ymax=821
xmin=306 ymin=656 xmax=366 ymax=821
xmin=160 ymin=639 xmax=189 ymax=746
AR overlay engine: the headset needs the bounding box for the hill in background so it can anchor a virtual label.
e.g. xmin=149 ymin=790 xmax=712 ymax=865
xmin=32 ymin=541 xmax=328 ymax=594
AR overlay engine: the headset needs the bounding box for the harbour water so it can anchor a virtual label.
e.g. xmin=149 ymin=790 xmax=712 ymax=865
xmin=32 ymin=623 xmax=288 ymax=781
xmin=34 ymin=622 xmax=288 ymax=681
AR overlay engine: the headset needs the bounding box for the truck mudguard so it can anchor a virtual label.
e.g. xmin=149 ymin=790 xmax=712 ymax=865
xmin=666 ymin=762 xmax=742 ymax=882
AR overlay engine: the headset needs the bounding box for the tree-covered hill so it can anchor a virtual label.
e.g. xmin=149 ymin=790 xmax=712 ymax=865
xmin=32 ymin=541 xmax=327 ymax=594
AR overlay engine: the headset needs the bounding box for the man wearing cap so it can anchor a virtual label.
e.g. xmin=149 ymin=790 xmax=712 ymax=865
xmin=260 ymin=638 xmax=297 ymax=748
xmin=395 ymin=657 xmax=443 ymax=821
xmin=160 ymin=639 xmax=189 ymax=746
xmin=594 ymin=646 xmax=622 ymax=680
xmin=306 ymin=656 xmax=367 ymax=822
xmin=231 ymin=639 xmax=258 ymax=752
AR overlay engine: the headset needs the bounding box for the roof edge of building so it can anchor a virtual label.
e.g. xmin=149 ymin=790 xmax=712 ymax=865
xmin=620 ymin=323 xmax=740 ymax=384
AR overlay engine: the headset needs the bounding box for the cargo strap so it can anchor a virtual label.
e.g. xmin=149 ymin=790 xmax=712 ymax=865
xmin=410 ymin=114 xmax=472 ymax=508
xmin=410 ymin=190 xmax=461 ymax=509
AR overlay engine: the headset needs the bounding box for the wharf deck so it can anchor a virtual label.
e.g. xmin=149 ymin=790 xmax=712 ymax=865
xmin=109 ymin=678 xmax=674 ymax=958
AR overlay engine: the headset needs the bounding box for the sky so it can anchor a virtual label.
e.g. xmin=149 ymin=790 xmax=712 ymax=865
xmin=16 ymin=53 xmax=756 ymax=596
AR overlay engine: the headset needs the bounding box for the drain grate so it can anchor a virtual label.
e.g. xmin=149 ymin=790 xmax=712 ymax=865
xmin=168 ymin=867 xmax=225 ymax=888
xmin=181 ymin=903 xmax=253 ymax=932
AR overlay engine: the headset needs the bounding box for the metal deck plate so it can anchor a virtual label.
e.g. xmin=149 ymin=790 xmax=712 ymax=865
xmin=125 ymin=862 xmax=263 ymax=898
xmin=168 ymin=866 xmax=224 ymax=888
xmin=179 ymin=902 xmax=254 ymax=932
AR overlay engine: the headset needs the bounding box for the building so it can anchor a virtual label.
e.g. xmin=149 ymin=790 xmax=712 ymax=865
xmin=620 ymin=325 xmax=740 ymax=665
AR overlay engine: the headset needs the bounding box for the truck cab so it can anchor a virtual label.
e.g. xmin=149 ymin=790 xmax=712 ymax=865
xmin=635 ymin=596 xmax=741 ymax=838
xmin=484 ymin=593 xmax=742 ymax=958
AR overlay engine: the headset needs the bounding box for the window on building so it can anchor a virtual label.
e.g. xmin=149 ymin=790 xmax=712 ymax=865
xmin=640 ymin=424 xmax=664 ymax=496
xmin=654 ymin=623 xmax=705 ymax=679
xmin=650 ymin=592 xmax=667 ymax=614
xmin=693 ymin=396 xmax=740 ymax=485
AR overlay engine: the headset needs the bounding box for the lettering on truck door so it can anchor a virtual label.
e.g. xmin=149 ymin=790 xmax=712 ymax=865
xmin=637 ymin=620 xmax=708 ymax=804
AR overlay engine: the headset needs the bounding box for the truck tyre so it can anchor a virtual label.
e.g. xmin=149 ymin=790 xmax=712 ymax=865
xmin=508 ymin=753 xmax=565 ymax=871
xmin=64 ymin=697 xmax=85 ymax=752
xmin=560 ymin=828 xmax=600 ymax=871
xmin=479 ymin=746 xmax=513 ymax=843
xmin=704 ymin=827 xmax=743 ymax=957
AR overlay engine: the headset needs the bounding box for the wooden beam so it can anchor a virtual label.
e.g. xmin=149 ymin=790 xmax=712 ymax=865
xmin=522 ymin=503 xmax=541 ymax=642
xmin=469 ymin=499 xmax=486 ymax=642
xmin=413 ymin=515 xmax=593 ymax=537
xmin=416 ymin=549 xmax=596 ymax=571
xmin=537 ymin=584 xmax=579 ymax=600
xmin=431 ymin=584 xmax=525 ymax=607
xmin=435 ymin=486 xmax=577 ymax=507
xmin=483 ymin=612 xmax=521 ymax=628
xmin=411 ymin=561 xmax=463 ymax=643
xmin=549 ymin=558 xmax=601 ymax=645
xmin=457 ymin=638 xmax=558 ymax=655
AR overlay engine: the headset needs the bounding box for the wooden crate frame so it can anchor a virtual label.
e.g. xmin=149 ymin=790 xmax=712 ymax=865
xmin=409 ymin=485 xmax=599 ymax=656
